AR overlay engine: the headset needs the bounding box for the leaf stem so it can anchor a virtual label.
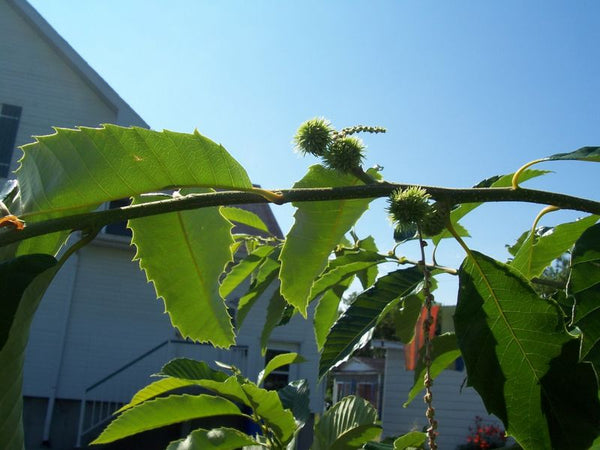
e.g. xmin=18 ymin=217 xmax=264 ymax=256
xmin=249 ymin=187 xmax=285 ymax=204
xmin=395 ymin=256 xmax=458 ymax=275
xmin=511 ymin=158 xmax=547 ymax=189
xmin=530 ymin=205 xmax=561 ymax=235
xmin=521 ymin=205 xmax=561 ymax=276
xmin=351 ymin=166 xmax=380 ymax=185
xmin=56 ymin=228 xmax=100 ymax=266
xmin=445 ymin=216 xmax=475 ymax=261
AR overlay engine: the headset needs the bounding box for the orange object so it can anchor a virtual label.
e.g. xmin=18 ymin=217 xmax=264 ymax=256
xmin=0 ymin=215 xmax=25 ymax=230
xmin=404 ymin=305 xmax=440 ymax=370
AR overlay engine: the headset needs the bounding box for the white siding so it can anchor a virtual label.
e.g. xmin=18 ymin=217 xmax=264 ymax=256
xmin=3 ymin=0 xmax=322 ymax=430
xmin=24 ymin=237 xmax=323 ymax=411
xmin=22 ymin=255 xmax=78 ymax=398
xmin=0 ymin=0 xmax=145 ymax=174
xmin=234 ymin=281 xmax=324 ymax=412
xmin=24 ymin=240 xmax=174 ymax=400
xmin=382 ymin=347 xmax=500 ymax=450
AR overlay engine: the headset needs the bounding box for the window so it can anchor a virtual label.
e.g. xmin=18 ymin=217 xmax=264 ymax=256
xmin=357 ymin=382 xmax=378 ymax=409
xmin=104 ymin=198 xmax=132 ymax=237
xmin=263 ymin=349 xmax=291 ymax=391
xmin=0 ymin=104 xmax=22 ymax=178
xmin=334 ymin=380 xmax=380 ymax=411
xmin=335 ymin=381 xmax=353 ymax=399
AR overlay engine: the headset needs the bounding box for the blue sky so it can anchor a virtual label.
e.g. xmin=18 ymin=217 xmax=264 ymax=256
xmin=29 ymin=1 xmax=600 ymax=303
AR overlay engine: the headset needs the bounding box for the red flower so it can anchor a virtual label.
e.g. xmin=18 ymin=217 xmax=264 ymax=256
xmin=463 ymin=416 xmax=507 ymax=449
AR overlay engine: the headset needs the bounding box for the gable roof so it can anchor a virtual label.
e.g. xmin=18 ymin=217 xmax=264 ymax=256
xmin=333 ymin=357 xmax=386 ymax=374
xmin=6 ymin=0 xmax=149 ymax=128
xmin=234 ymin=202 xmax=284 ymax=239
xmin=7 ymin=0 xmax=284 ymax=238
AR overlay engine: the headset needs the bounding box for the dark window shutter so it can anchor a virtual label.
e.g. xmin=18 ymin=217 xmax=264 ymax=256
xmin=105 ymin=198 xmax=133 ymax=237
xmin=0 ymin=104 xmax=22 ymax=177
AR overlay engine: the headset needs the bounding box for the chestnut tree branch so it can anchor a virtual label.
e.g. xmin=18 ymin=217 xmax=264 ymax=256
xmin=0 ymin=183 xmax=599 ymax=247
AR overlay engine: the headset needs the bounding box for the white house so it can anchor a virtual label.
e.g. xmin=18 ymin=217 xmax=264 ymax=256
xmin=332 ymin=357 xmax=385 ymax=417
xmin=0 ymin=1 xmax=323 ymax=448
xmin=373 ymin=339 xmax=502 ymax=450
xmin=330 ymin=307 xmax=504 ymax=450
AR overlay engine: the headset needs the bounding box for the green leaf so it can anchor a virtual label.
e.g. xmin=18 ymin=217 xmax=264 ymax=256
xmin=309 ymin=249 xmax=385 ymax=301
xmin=0 ymin=254 xmax=59 ymax=449
xmin=159 ymin=361 xmax=250 ymax=406
xmin=330 ymin=425 xmax=382 ymax=450
xmin=237 ymin=256 xmax=280 ymax=328
xmin=220 ymin=206 xmax=271 ymax=235
xmin=511 ymin=215 xmax=598 ymax=279
xmin=116 ymin=377 xmax=199 ymax=413
xmin=130 ymin=191 xmax=235 ymax=347
xmin=319 ymin=267 xmax=423 ymax=378
xmin=312 ymin=244 xmax=382 ymax=350
xmin=404 ymin=333 xmax=460 ymax=406
xmin=278 ymin=379 xmax=310 ymax=425
xmin=363 ymin=442 xmax=393 ymax=450
xmin=0 ymin=255 xmax=57 ymax=351
xmin=506 ymin=227 xmax=539 ymax=257
xmin=260 ymin=289 xmax=289 ymax=354
xmin=546 ymin=146 xmax=600 ymax=162
xmin=258 ymin=352 xmax=305 ymax=386
xmin=538 ymin=339 xmax=600 ymax=450
xmin=431 ymin=170 xmax=548 ymax=245
xmin=455 ymin=250 xmax=595 ymax=449
xmin=0 ymin=181 xmax=21 ymax=260
xmin=91 ymin=394 xmax=246 ymax=444
xmin=187 ymin=377 xmax=249 ymax=407
xmin=160 ymin=358 xmax=229 ymax=381
xmin=240 ymin=383 xmax=297 ymax=445
xmin=393 ymin=431 xmax=427 ymax=449
xmin=393 ymin=295 xmax=422 ymax=344
xmin=118 ymin=358 xmax=233 ymax=413
xmin=0 ymin=178 xmax=18 ymax=204
xmin=356 ymin=236 xmax=380 ymax=289
xmin=569 ymin=223 xmax=600 ymax=364
xmin=314 ymin=278 xmax=354 ymax=351
xmin=279 ymin=165 xmax=377 ymax=316
xmin=219 ymin=245 xmax=276 ymax=298
xmin=15 ymin=126 xmax=252 ymax=256
xmin=312 ymin=395 xmax=380 ymax=450
xmin=276 ymin=304 xmax=296 ymax=327
xmin=229 ymin=239 xmax=243 ymax=256
xmin=166 ymin=427 xmax=259 ymax=450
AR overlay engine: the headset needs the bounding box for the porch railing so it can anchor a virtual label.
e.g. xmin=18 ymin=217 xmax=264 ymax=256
xmin=75 ymin=339 xmax=248 ymax=447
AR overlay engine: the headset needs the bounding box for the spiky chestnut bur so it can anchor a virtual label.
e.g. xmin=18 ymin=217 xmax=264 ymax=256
xmin=421 ymin=201 xmax=451 ymax=236
xmin=293 ymin=117 xmax=334 ymax=157
xmin=323 ymin=136 xmax=365 ymax=173
xmin=387 ymin=186 xmax=432 ymax=228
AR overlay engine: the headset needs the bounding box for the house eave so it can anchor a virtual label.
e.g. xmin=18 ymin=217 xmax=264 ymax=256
xmin=370 ymin=339 xmax=403 ymax=350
